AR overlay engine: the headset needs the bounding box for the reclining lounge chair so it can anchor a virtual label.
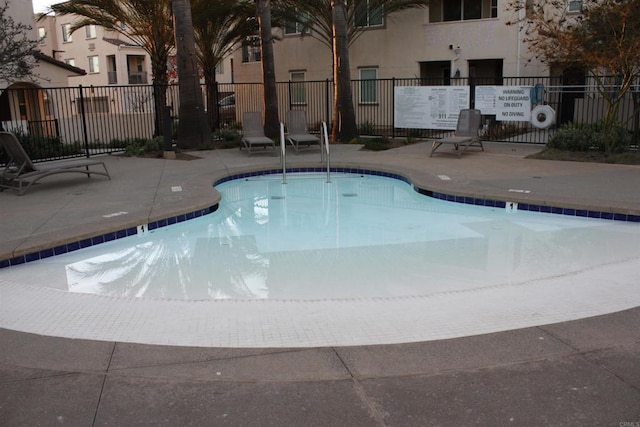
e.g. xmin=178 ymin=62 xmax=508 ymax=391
xmin=0 ymin=131 xmax=111 ymax=195
xmin=430 ymin=109 xmax=484 ymax=158
xmin=241 ymin=112 xmax=276 ymax=155
xmin=286 ymin=110 xmax=320 ymax=152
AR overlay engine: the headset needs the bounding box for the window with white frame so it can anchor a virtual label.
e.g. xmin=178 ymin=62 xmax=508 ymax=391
xmin=241 ymin=36 xmax=261 ymax=63
xmin=85 ymin=24 xmax=97 ymax=39
xmin=62 ymin=23 xmax=72 ymax=42
xmin=290 ymin=71 xmax=306 ymax=104
xmin=568 ymin=0 xmax=582 ymax=12
xmin=355 ymin=0 xmax=383 ymax=28
xmin=442 ymin=0 xmax=498 ymax=22
xmin=88 ymin=55 xmax=99 ymax=73
xmin=285 ymin=11 xmax=310 ymax=35
xmin=215 ymin=62 xmax=223 ymax=74
xmin=64 ymin=58 xmax=75 ymax=66
xmin=359 ymin=68 xmax=377 ymax=104
xmin=38 ymin=27 xmax=46 ymax=44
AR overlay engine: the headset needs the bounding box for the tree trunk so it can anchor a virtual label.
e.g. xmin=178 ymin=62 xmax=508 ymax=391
xmin=255 ymin=0 xmax=279 ymax=138
xmin=205 ymin=76 xmax=220 ymax=131
xmin=331 ymin=0 xmax=358 ymax=142
xmin=151 ymin=50 xmax=169 ymax=138
xmin=172 ymin=0 xmax=211 ymax=149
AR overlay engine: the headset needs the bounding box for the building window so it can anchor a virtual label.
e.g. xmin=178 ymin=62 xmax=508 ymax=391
xmin=355 ymin=0 xmax=383 ymax=28
xmin=77 ymin=96 xmax=109 ymax=114
xmin=64 ymin=58 xmax=75 ymax=66
xmin=107 ymin=55 xmax=117 ymax=84
xmin=88 ymin=55 xmax=99 ymax=73
xmin=359 ymin=68 xmax=377 ymax=104
xmin=85 ymin=24 xmax=97 ymax=39
xmin=491 ymin=0 xmax=498 ymax=18
xmin=290 ymin=71 xmax=306 ymax=104
xmin=568 ymin=0 xmax=582 ymax=12
xmin=241 ymin=37 xmax=261 ymax=63
xmin=285 ymin=11 xmax=310 ymax=35
xmin=38 ymin=27 xmax=46 ymax=45
xmin=442 ymin=0 xmax=486 ymax=21
xmin=62 ymin=23 xmax=72 ymax=42
xmin=215 ymin=62 xmax=223 ymax=74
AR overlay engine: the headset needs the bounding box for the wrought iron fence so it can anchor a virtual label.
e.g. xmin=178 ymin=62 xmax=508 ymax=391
xmin=1 ymin=76 xmax=638 ymax=163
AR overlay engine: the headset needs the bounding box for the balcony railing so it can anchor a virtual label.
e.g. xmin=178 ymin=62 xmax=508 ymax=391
xmin=128 ymin=72 xmax=148 ymax=85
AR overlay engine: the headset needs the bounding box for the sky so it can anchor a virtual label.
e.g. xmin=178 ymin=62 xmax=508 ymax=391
xmin=31 ymin=0 xmax=57 ymax=14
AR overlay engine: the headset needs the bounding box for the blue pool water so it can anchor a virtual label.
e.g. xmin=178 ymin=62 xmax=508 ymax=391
xmin=4 ymin=172 xmax=640 ymax=302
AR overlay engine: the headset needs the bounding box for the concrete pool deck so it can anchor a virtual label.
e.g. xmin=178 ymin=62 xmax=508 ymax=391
xmin=1 ymin=141 xmax=639 ymax=424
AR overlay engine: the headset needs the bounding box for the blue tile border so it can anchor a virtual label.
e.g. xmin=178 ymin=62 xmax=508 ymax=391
xmin=1 ymin=204 xmax=218 ymax=269
xmin=2 ymin=167 xmax=638 ymax=270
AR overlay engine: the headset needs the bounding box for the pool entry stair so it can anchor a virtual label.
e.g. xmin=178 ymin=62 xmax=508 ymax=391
xmin=280 ymin=121 xmax=331 ymax=185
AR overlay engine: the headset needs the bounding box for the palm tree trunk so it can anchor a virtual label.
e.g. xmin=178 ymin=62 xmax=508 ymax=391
xmin=151 ymin=50 xmax=169 ymax=138
xmin=205 ymin=74 xmax=220 ymax=131
xmin=172 ymin=0 xmax=212 ymax=149
xmin=331 ymin=0 xmax=358 ymax=142
xmin=255 ymin=0 xmax=279 ymax=138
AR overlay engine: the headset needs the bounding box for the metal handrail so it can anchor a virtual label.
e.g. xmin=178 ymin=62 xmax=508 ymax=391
xmin=280 ymin=122 xmax=287 ymax=184
xmin=322 ymin=121 xmax=330 ymax=183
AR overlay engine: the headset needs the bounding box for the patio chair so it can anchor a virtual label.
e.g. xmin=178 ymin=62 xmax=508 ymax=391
xmin=0 ymin=131 xmax=111 ymax=196
xmin=241 ymin=112 xmax=276 ymax=155
xmin=430 ymin=109 xmax=484 ymax=158
xmin=286 ymin=110 xmax=320 ymax=152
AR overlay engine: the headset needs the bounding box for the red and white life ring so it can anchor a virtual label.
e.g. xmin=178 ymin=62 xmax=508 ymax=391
xmin=531 ymin=105 xmax=556 ymax=129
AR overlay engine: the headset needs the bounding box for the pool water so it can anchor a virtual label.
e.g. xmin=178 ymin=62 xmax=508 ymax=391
xmin=4 ymin=173 xmax=640 ymax=302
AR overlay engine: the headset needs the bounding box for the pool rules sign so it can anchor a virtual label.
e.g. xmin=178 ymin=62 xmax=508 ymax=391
xmin=475 ymin=86 xmax=532 ymax=122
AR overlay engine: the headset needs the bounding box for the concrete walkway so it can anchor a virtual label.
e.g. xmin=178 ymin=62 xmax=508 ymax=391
xmin=1 ymin=142 xmax=639 ymax=425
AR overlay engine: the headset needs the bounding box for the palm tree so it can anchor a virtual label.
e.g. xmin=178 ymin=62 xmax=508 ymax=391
xmin=171 ymin=0 xmax=212 ymax=149
xmin=331 ymin=0 xmax=357 ymax=142
xmin=280 ymin=0 xmax=431 ymax=141
xmin=49 ymin=0 xmax=174 ymax=137
xmin=254 ymin=0 xmax=280 ymax=138
xmin=191 ymin=0 xmax=256 ymax=131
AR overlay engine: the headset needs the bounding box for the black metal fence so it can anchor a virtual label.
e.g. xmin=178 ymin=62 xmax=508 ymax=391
xmin=1 ymin=76 xmax=638 ymax=163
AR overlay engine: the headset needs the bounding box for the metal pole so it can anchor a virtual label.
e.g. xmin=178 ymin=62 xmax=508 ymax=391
xmin=78 ymin=85 xmax=90 ymax=158
xmin=163 ymin=106 xmax=173 ymax=151
xmin=280 ymin=122 xmax=286 ymax=184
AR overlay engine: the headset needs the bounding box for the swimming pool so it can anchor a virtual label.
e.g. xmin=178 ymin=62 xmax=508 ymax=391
xmin=1 ymin=172 xmax=639 ymax=347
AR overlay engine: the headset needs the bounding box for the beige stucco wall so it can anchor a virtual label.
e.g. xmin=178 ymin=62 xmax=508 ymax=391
xmin=232 ymin=4 xmax=550 ymax=84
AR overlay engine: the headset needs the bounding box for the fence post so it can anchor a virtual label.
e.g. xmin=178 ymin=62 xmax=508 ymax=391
xmin=163 ymin=106 xmax=173 ymax=151
xmin=78 ymin=85 xmax=90 ymax=158
xmin=392 ymin=77 xmax=396 ymax=139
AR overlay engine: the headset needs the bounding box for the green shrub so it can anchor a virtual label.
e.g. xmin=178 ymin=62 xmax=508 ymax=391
xmin=213 ymin=129 xmax=241 ymax=149
xmin=593 ymin=124 xmax=631 ymax=153
xmin=547 ymin=122 xmax=593 ymax=151
xmin=122 ymin=137 xmax=160 ymax=157
xmin=107 ymin=138 xmax=129 ymax=149
xmin=485 ymin=122 xmax=523 ymax=141
xmin=548 ymin=122 xmax=632 ymax=153
xmin=358 ymin=121 xmax=375 ymax=135
xmin=361 ymin=137 xmax=391 ymax=151
xmin=0 ymin=131 xmax=81 ymax=163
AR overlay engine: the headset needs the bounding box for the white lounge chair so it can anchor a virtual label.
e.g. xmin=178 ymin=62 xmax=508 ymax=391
xmin=430 ymin=109 xmax=484 ymax=158
xmin=241 ymin=112 xmax=276 ymax=155
xmin=0 ymin=131 xmax=111 ymax=196
xmin=286 ymin=110 xmax=320 ymax=152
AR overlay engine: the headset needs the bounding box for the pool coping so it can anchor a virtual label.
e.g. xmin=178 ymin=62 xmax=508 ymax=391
xmin=2 ymin=163 xmax=639 ymax=269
